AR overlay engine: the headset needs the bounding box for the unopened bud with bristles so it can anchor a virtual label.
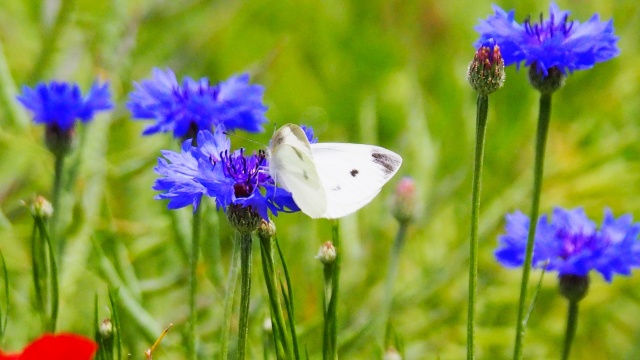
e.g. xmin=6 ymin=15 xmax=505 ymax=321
xmin=257 ymin=219 xmax=276 ymax=239
xmin=26 ymin=195 xmax=54 ymax=219
xmin=468 ymin=39 xmax=505 ymax=95
xmin=316 ymin=241 xmax=336 ymax=265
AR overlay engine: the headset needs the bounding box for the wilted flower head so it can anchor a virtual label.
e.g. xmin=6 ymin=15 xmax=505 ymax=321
xmin=0 ymin=333 xmax=97 ymax=360
xmin=474 ymin=3 xmax=619 ymax=77
xmin=17 ymin=81 xmax=112 ymax=155
xmin=468 ymin=38 xmax=505 ymax=95
xmin=154 ymin=129 xmax=298 ymax=221
xmin=127 ymin=68 xmax=268 ymax=139
xmin=495 ymin=207 xmax=640 ymax=282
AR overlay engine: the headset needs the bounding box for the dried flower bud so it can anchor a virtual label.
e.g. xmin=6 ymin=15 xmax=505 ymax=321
xmin=391 ymin=177 xmax=417 ymax=224
xmin=316 ymin=241 xmax=336 ymax=265
xmin=468 ymin=39 xmax=505 ymax=95
xmin=27 ymin=195 xmax=54 ymax=219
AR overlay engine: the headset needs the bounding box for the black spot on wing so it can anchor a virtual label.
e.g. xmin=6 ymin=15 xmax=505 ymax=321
xmin=303 ymin=170 xmax=309 ymax=180
xmin=350 ymin=169 xmax=359 ymax=177
xmin=371 ymin=151 xmax=400 ymax=176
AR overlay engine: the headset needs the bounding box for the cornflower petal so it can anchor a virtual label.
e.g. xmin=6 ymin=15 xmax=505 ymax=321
xmin=154 ymin=129 xmax=298 ymax=220
xmin=17 ymin=81 xmax=112 ymax=131
xmin=475 ymin=3 xmax=619 ymax=75
xmin=128 ymin=68 xmax=268 ymax=137
xmin=496 ymin=207 xmax=640 ymax=282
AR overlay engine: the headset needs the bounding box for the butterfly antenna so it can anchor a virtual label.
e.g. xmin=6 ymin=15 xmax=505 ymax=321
xmin=223 ymin=131 xmax=266 ymax=147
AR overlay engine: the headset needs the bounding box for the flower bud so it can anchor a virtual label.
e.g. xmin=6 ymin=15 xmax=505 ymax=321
xmin=383 ymin=347 xmax=402 ymax=360
xmin=468 ymin=39 xmax=505 ymax=95
xmin=27 ymin=195 xmax=54 ymax=219
xmin=559 ymin=274 xmax=589 ymax=303
xmin=391 ymin=177 xmax=417 ymax=224
xmin=316 ymin=241 xmax=336 ymax=265
xmin=257 ymin=219 xmax=276 ymax=239
xmin=528 ymin=64 xmax=565 ymax=94
xmin=99 ymin=319 xmax=113 ymax=339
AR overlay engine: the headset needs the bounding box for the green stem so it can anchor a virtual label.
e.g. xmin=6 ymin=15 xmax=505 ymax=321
xmin=323 ymin=221 xmax=341 ymax=360
xmin=29 ymin=0 xmax=76 ymax=83
xmin=513 ymin=93 xmax=552 ymax=360
xmin=322 ymin=261 xmax=333 ymax=360
xmin=221 ymin=237 xmax=241 ymax=359
xmin=36 ymin=217 xmax=58 ymax=332
xmin=237 ymin=233 xmax=253 ymax=360
xmin=561 ymin=301 xmax=579 ymax=360
xmin=31 ymin=222 xmax=46 ymax=329
xmin=380 ymin=222 xmax=409 ymax=348
xmin=188 ymin=206 xmax=201 ymax=360
xmin=275 ymin=238 xmax=300 ymax=359
xmin=258 ymin=234 xmax=291 ymax=358
xmin=468 ymin=94 xmax=489 ymax=360
xmin=51 ymin=153 xmax=65 ymax=258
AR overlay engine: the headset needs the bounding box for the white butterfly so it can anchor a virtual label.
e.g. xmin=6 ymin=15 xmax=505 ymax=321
xmin=268 ymin=124 xmax=403 ymax=219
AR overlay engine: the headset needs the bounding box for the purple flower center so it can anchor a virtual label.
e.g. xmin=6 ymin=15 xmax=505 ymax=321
xmin=524 ymin=12 xmax=574 ymax=43
xmin=557 ymin=229 xmax=600 ymax=260
xmin=218 ymin=149 xmax=267 ymax=198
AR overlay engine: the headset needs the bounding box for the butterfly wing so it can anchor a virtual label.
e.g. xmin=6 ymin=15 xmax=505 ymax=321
xmin=269 ymin=124 xmax=327 ymax=218
xmin=310 ymin=143 xmax=402 ymax=219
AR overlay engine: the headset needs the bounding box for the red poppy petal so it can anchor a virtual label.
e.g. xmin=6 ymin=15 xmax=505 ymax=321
xmin=19 ymin=334 xmax=97 ymax=360
xmin=0 ymin=350 xmax=20 ymax=360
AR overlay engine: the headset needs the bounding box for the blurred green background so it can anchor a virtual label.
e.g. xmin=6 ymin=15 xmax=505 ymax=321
xmin=1 ymin=0 xmax=640 ymax=358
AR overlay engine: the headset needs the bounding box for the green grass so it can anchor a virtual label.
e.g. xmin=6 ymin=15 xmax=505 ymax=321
xmin=1 ymin=0 xmax=639 ymax=358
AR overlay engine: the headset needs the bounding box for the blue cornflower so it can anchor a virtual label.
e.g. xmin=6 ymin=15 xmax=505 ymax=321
xmin=154 ymin=128 xmax=298 ymax=220
xmin=474 ymin=3 xmax=619 ymax=76
xmin=496 ymin=207 xmax=640 ymax=282
xmin=301 ymin=125 xmax=318 ymax=144
xmin=17 ymin=81 xmax=112 ymax=131
xmin=127 ymin=68 xmax=268 ymax=138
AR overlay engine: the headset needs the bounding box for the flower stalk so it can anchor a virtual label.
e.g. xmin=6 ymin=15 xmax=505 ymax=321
xmin=31 ymin=210 xmax=59 ymax=332
xmin=379 ymin=219 xmax=410 ymax=348
xmin=561 ymin=301 xmax=579 ymax=360
xmin=323 ymin=221 xmax=341 ymax=360
xmin=188 ymin=205 xmax=201 ymax=360
xmin=258 ymin=223 xmax=294 ymax=359
xmin=467 ymin=94 xmax=488 ymax=360
xmin=237 ymin=232 xmax=253 ymax=360
xmin=51 ymin=152 xmax=65 ymax=257
xmin=513 ymin=92 xmax=552 ymax=360
xmin=466 ymin=38 xmax=503 ymax=360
